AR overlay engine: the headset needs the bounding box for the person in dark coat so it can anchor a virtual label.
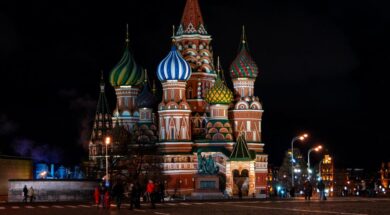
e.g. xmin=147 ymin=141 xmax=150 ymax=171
xmin=289 ymin=186 xmax=295 ymax=198
xmin=159 ymin=182 xmax=165 ymax=203
xmin=112 ymin=182 xmax=124 ymax=209
xmin=304 ymin=180 xmax=313 ymax=200
xmin=238 ymin=188 xmax=243 ymax=200
xmin=99 ymin=185 xmax=107 ymax=208
xmin=135 ymin=182 xmax=141 ymax=209
xmin=22 ymin=185 xmax=28 ymax=203
xmin=317 ymin=180 xmax=326 ymax=200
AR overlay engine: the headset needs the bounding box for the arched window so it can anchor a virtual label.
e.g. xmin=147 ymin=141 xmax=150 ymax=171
xmin=241 ymin=169 xmax=249 ymax=177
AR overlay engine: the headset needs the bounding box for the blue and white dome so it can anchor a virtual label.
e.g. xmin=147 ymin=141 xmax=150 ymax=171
xmin=157 ymin=45 xmax=191 ymax=81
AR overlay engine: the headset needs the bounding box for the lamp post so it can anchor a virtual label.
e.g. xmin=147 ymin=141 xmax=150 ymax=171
xmin=291 ymin=133 xmax=308 ymax=187
xmin=307 ymin=145 xmax=322 ymax=179
xmin=105 ymin=136 xmax=111 ymax=186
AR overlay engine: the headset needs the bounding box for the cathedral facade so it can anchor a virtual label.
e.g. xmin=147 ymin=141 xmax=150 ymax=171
xmin=89 ymin=0 xmax=268 ymax=197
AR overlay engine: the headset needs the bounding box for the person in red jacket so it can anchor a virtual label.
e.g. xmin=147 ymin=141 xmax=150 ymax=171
xmin=146 ymin=180 xmax=155 ymax=209
xmin=104 ymin=189 xmax=110 ymax=209
xmin=94 ymin=186 xmax=100 ymax=208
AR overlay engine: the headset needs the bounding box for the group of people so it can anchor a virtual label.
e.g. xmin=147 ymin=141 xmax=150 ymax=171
xmin=22 ymin=185 xmax=35 ymax=203
xmin=302 ymin=179 xmax=326 ymax=200
xmin=93 ymin=179 xmax=166 ymax=210
xmin=278 ymin=179 xmax=327 ymax=200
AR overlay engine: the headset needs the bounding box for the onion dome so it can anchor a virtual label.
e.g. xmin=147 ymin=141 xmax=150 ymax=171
xmin=205 ymin=57 xmax=233 ymax=104
xmin=157 ymin=45 xmax=191 ymax=81
xmin=109 ymin=25 xmax=144 ymax=87
xmin=229 ymin=26 xmax=259 ymax=79
xmin=136 ymin=70 xmax=157 ymax=108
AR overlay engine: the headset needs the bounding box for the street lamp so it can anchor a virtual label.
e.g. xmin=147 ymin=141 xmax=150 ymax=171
xmin=105 ymin=136 xmax=111 ymax=187
xmin=307 ymin=145 xmax=322 ymax=179
xmin=291 ymin=133 xmax=308 ymax=187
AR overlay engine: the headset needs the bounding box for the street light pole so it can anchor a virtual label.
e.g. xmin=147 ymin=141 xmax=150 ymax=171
xmin=307 ymin=145 xmax=322 ymax=179
xmin=291 ymin=134 xmax=308 ymax=188
xmin=105 ymin=136 xmax=111 ymax=186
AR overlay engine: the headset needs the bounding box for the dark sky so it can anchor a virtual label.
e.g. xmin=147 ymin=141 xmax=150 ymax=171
xmin=1 ymin=0 xmax=389 ymax=169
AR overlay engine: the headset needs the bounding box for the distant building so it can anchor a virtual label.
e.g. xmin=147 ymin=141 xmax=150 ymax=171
xmin=0 ymin=155 xmax=33 ymax=200
xmin=320 ymin=154 xmax=334 ymax=196
xmin=380 ymin=162 xmax=389 ymax=189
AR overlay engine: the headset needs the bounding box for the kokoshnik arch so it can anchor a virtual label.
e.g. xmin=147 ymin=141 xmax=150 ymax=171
xmin=88 ymin=0 xmax=268 ymax=197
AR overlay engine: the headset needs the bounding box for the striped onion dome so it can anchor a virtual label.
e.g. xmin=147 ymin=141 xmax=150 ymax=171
xmin=109 ymin=26 xmax=144 ymax=87
xmin=109 ymin=47 xmax=144 ymax=87
xmin=157 ymin=45 xmax=191 ymax=81
xmin=229 ymin=27 xmax=259 ymax=79
xmin=205 ymin=74 xmax=233 ymax=105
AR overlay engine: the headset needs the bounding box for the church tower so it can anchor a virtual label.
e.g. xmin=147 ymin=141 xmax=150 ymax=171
xmin=204 ymin=57 xmax=234 ymax=142
xmin=89 ymin=72 xmax=113 ymax=177
xmin=229 ymin=26 xmax=268 ymax=194
xmin=109 ymin=25 xmax=144 ymax=131
xmin=157 ymin=43 xmax=192 ymax=153
xmin=134 ymin=70 xmax=159 ymax=144
xmin=229 ymin=27 xmax=264 ymax=152
xmin=174 ymin=0 xmax=217 ymax=139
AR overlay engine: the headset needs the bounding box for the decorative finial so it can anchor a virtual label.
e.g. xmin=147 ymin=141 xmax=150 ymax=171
xmin=242 ymin=25 xmax=246 ymax=44
xmin=144 ymin=69 xmax=148 ymax=83
xmin=217 ymin=56 xmax=225 ymax=81
xmin=100 ymin=70 xmax=105 ymax=92
xmin=172 ymin=25 xmax=176 ymax=42
xmin=125 ymin=24 xmax=130 ymax=45
xmin=217 ymin=56 xmax=221 ymax=72
xmin=152 ymin=79 xmax=156 ymax=95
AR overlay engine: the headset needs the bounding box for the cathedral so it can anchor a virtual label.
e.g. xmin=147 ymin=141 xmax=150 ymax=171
xmin=88 ymin=0 xmax=268 ymax=197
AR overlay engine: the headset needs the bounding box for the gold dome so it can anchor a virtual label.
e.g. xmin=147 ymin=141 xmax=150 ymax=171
xmin=205 ymin=78 xmax=233 ymax=105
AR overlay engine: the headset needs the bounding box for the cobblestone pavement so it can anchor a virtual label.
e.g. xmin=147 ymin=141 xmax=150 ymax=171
xmin=1 ymin=197 xmax=390 ymax=215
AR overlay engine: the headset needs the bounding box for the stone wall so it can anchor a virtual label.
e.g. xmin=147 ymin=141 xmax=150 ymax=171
xmin=8 ymin=180 xmax=100 ymax=202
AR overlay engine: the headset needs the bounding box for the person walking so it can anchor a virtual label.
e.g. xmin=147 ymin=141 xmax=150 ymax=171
xmin=99 ymin=185 xmax=107 ymax=208
xmin=22 ymin=185 xmax=28 ymax=203
xmin=146 ymin=180 xmax=156 ymax=209
xmin=112 ymin=181 xmax=124 ymax=209
xmin=238 ymin=187 xmax=243 ymax=200
xmin=104 ymin=189 xmax=110 ymax=209
xmin=128 ymin=183 xmax=134 ymax=210
xmin=317 ymin=179 xmax=326 ymax=200
xmin=27 ymin=186 xmax=35 ymax=203
xmin=159 ymin=181 xmax=165 ymax=203
xmin=94 ymin=185 xmax=100 ymax=208
xmin=289 ymin=186 xmax=296 ymax=199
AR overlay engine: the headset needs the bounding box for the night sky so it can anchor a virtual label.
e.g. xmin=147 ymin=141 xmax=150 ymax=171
xmin=1 ymin=0 xmax=389 ymax=170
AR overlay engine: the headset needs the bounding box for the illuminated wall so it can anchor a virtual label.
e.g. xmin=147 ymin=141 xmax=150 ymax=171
xmin=0 ymin=156 xmax=33 ymax=198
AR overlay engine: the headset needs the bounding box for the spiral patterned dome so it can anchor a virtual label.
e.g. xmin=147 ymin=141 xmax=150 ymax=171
xmin=229 ymin=29 xmax=259 ymax=79
xmin=157 ymin=45 xmax=191 ymax=81
xmin=109 ymin=47 xmax=144 ymax=87
xmin=205 ymin=77 xmax=233 ymax=105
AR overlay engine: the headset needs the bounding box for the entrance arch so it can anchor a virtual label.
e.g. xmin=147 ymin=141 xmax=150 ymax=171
xmin=232 ymin=169 xmax=249 ymax=196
